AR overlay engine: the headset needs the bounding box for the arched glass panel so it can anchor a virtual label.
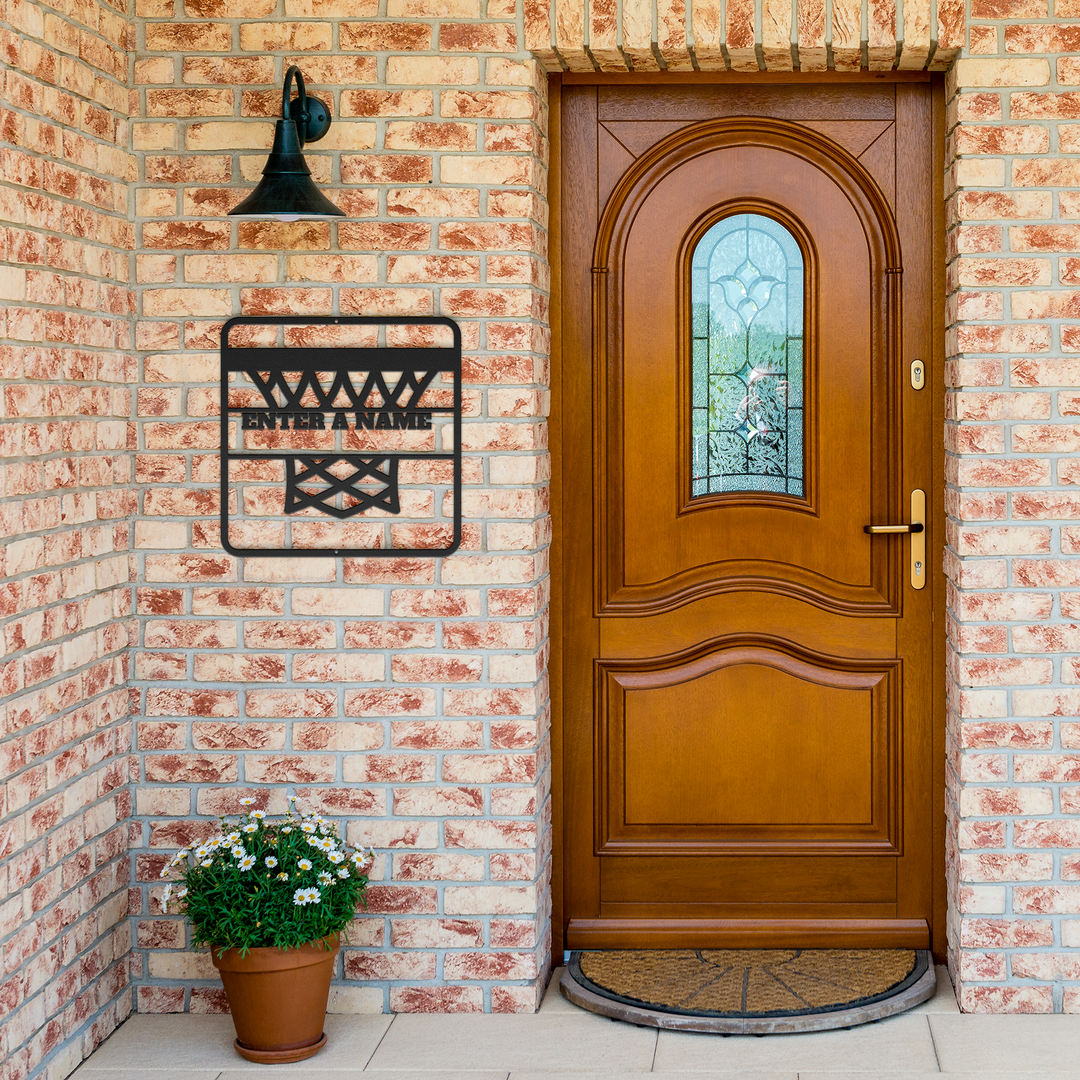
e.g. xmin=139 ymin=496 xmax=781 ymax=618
xmin=691 ymin=213 xmax=805 ymax=498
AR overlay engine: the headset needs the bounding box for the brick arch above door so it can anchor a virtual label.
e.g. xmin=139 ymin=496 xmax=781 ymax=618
xmin=525 ymin=0 xmax=964 ymax=73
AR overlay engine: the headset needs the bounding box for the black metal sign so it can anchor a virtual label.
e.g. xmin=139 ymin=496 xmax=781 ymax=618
xmin=220 ymin=316 xmax=462 ymax=557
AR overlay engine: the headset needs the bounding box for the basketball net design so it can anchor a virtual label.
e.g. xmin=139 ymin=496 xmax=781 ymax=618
xmin=284 ymin=455 xmax=400 ymax=518
xmin=242 ymin=366 xmax=437 ymax=520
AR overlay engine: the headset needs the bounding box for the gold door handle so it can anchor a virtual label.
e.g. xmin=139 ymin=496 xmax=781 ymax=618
xmin=863 ymin=490 xmax=926 ymax=590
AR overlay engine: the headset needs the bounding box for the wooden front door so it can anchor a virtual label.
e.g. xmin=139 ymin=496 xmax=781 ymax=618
xmin=557 ymin=79 xmax=944 ymax=953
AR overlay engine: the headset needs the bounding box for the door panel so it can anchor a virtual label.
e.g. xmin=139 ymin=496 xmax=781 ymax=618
xmin=602 ymin=133 xmax=893 ymax=617
xmin=598 ymin=643 xmax=898 ymax=851
xmin=560 ymin=80 xmax=941 ymax=951
xmin=623 ymin=668 xmax=874 ymax=827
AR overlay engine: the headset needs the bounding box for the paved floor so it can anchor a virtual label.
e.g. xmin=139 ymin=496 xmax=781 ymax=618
xmin=72 ymin=966 xmax=1080 ymax=1077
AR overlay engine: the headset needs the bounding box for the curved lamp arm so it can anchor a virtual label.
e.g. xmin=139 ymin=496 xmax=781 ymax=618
xmin=283 ymin=65 xmax=308 ymax=147
xmin=281 ymin=65 xmax=330 ymax=146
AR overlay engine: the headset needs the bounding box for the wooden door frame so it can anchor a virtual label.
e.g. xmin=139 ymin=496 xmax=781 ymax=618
xmin=547 ymin=71 xmax=948 ymax=967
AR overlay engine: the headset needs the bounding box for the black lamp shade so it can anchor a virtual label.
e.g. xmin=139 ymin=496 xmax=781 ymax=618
xmin=229 ymin=67 xmax=345 ymax=221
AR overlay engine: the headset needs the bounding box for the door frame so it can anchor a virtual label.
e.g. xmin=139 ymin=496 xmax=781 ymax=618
xmin=548 ymin=71 xmax=948 ymax=966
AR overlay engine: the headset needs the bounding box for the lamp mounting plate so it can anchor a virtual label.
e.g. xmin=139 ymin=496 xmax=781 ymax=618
xmin=287 ymin=95 xmax=331 ymax=144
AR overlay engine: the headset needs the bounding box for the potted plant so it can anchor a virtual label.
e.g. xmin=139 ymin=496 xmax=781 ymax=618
xmin=160 ymin=796 xmax=375 ymax=1063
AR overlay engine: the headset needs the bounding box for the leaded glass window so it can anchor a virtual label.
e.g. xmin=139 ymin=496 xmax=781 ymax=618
xmin=691 ymin=213 xmax=805 ymax=498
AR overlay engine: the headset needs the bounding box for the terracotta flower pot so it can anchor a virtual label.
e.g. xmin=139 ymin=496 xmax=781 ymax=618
xmin=211 ymin=935 xmax=339 ymax=1063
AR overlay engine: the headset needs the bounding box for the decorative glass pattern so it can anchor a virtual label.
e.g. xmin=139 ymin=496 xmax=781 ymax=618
xmin=691 ymin=213 xmax=805 ymax=498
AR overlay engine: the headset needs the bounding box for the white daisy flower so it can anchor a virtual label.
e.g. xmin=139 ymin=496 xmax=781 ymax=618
xmin=242 ymin=822 xmax=258 ymax=834
xmin=301 ymin=822 xmax=317 ymax=834
xmin=327 ymin=851 xmax=345 ymax=864
xmin=226 ymin=832 xmax=241 ymax=844
xmin=161 ymin=884 xmax=173 ymax=911
xmin=231 ymin=845 xmax=246 ymax=859
xmin=297 ymin=858 xmax=312 ymax=871
xmin=276 ymin=872 xmax=289 ymax=881
xmin=336 ymin=867 xmax=350 ymax=879
xmin=317 ymin=871 xmax=333 ymax=886
xmin=194 ymin=846 xmax=209 ymax=860
xmin=250 ymin=810 xmax=266 ymax=820
xmin=201 ymin=859 xmax=213 ymax=868
xmin=240 ymin=797 xmax=255 ymax=806
xmin=175 ymin=887 xmax=187 ymax=899
xmin=315 ymin=838 xmax=335 ymax=852
xmin=239 ymin=855 xmax=256 ymax=871
xmin=292 ymin=887 xmax=321 ymax=906
xmin=264 ymin=856 xmax=278 ymax=868
xmin=281 ymin=827 xmax=293 ymax=834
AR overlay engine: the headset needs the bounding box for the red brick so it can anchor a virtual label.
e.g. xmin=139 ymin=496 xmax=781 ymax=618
xmin=244 ymin=621 xmax=336 ymax=649
xmin=294 ymin=787 xmax=384 ymax=814
xmin=340 ymin=22 xmax=432 ymax=50
xmin=392 ymin=853 xmax=484 ymax=881
xmin=390 ymin=721 xmax=484 ymax=748
xmin=364 ymin=886 xmax=438 ymax=914
xmin=145 ymin=689 xmax=238 ymax=718
xmin=344 ymin=951 xmax=436 ymax=980
xmin=241 ymin=755 xmax=336 ymax=783
xmin=192 ymin=721 xmax=285 ymax=750
xmin=393 ymin=787 xmax=483 ymax=816
xmin=144 ymin=755 xmax=237 ymax=783
xmin=245 ymin=690 xmax=335 ymax=718
xmin=390 ymin=918 xmax=483 ymax=947
xmin=390 ymin=986 xmax=483 ymax=1012
xmin=344 ymin=754 xmax=435 ymax=782
xmin=345 ymin=689 xmax=436 ymax=717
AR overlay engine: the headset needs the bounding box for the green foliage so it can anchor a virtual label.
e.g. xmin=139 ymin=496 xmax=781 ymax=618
xmin=160 ymin=798 xmax=374 ymax=954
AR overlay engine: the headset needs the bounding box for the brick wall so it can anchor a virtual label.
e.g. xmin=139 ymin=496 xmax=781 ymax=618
xmin=127 ymin=2 xmax=553 ymax=1016
xmin=15 ymin=0 xmax=1080 ymax=1069
xmin=944 ymin=12 xmax=1080 ymax=1014
xmin=0 ymin=0 xmax=137 ymax=1074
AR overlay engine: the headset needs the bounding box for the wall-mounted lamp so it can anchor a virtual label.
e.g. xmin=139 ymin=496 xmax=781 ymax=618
xmin=229 ymin=65 xmax=345 ymax=222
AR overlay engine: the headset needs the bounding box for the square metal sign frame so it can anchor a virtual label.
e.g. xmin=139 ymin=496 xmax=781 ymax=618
xmin=219 ymin=315 xmax=462 ymax=558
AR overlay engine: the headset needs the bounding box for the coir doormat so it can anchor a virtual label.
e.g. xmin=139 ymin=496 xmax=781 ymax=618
xmin=561 ymin=949 xmax=935 ymax=1034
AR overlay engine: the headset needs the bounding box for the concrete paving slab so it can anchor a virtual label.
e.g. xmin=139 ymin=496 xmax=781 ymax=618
xmin=906 ymin=967 xmax=959 ymax=1014
xmin=72 ymin=1072 xmax=221 ymax=1080
xmin=653 ymin=1015 xmax=939 ymax=1073
xmin=539 ymin=967 xmax=579 ymax=1013
xmin=929 ymin=1013 xmax=1080 ymax=1073
xmin=225 ymin=1073 xmax=508 ymax=1079
xmin=797 ymin=1075 xmax=1060 ymax=1080
xmin=792 ymin=1074 xmax=946 ymax=1080
xmin=366 ymin=1013 xmax=657 ymax=1072
xmin=73 ymin=1014 xmax=394 ymax=1072
xmin=511 ymin=1073 xmax=798 ymax=1080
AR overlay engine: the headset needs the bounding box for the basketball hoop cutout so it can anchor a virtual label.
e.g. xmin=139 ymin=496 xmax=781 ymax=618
xmin=220 ymin=316 xmax=462 ymax=557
